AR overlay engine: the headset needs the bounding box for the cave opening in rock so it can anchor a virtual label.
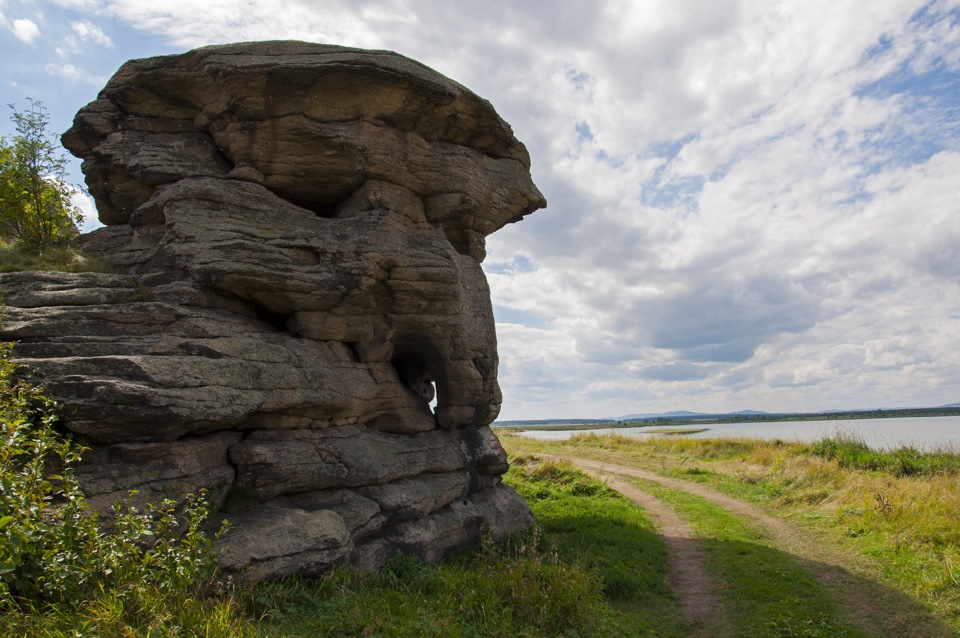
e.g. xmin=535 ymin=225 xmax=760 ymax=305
xmin=391 ymin=351 xmax=441 ymax=411
xmin=253 ymin=303 xmax=294 ymax=334
xmin=262 ymin=186 xmax=352 ymax=220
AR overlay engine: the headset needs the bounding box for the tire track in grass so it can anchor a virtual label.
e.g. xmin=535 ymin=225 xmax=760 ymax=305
xmin=644 ymin=481 xmax=862 ymax=637
xmin=558 ymin=455 xmax=953 ymax=638
xmin=586 ymin=472 xmax=726 ymax=638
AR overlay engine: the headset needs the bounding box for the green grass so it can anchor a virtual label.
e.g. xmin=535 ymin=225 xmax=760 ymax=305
xmin=0 ymin=242 xmax=114 ymax=273
xmin=507 ymin=456 xmax=688 ymax=636
xmin=214 ymin=458 xmax=691 ymax=637
xmin=641 ymin=480 xmax=862 ymax=638
xmin=807 ymin=433 xmax=960 ymax=476
xmin=501 ymin=432 xmax=960 ymax=633
xmin=0 ymin=586 xmax=258 ymax=637
xmin=247 ymin=533 xmax=610 ymax=638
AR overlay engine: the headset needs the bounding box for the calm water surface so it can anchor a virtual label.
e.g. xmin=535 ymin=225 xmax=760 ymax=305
xmin=513 ymin=416 xmax=960 ymax=451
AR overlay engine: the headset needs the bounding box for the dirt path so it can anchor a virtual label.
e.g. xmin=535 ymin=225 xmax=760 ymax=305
xmin=592 ymin=472 xmax=723 ymax=637
xmin=547 ymin=455 xmax=953 ymax=638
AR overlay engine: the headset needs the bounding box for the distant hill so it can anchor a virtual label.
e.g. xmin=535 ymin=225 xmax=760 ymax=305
xmin=495 ymin=418 xmax=615 ymax=427
xmin=612 ymin=410 xmax=706 ymax=420
xmin=613 ymin=409 xmax=771 ymax=421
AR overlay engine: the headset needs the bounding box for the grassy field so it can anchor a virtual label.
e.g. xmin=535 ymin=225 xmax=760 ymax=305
xmin=501 ymin=431 xmax=960 ymax=634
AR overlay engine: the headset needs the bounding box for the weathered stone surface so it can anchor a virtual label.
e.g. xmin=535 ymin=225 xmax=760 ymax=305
xmin=1 ymin=41 xmax=544 ymax=579
xmin=353 ymin=483 xmax=533 ymax=567
xmin=76 ymin=431 xmax=240 ymax=513
xmin=472 ymin=483 xmax=537 ymax=541
xmin=229 ymin=426 xmax=508 ymax=499
xmin=216 ymin=506 xmax=353 ymax=580
xmin=61 ymin=42 xmax=545 ymax=258
xmin=358 ymin=471 xmax=470 ymax=523
xmin=271 ymin=489 xmax=386 ymax=542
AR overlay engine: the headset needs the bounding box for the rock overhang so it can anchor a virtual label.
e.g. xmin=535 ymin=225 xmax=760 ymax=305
xmin=62 ymin=40 xmax=545 ymax=259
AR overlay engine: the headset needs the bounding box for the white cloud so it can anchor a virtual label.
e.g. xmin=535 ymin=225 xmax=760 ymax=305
xmin=12 ymin=17 xmax=39 ymax=43
xmin=97 ymin=0 xmax=381 ymax=49
xmin=71 ymin=19 xmax=112 ymax=46
xmin=50 ymin=0 xmax=105 ymax=8
xmin=44 ymin=62 xmax=106 ymax=84
xmin=70 ymin=190 xmax=101 ymax=233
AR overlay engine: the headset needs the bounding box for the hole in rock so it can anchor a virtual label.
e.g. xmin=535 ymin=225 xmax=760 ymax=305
xmin=253 ymin=304 xmax=294 ymax=334
xmin=344 ymin=343 xmax=362 ymax=363
xmin=303 ymin=200 xmax=340 ymax=219
xmin=264 ymin=187 xmax=350 ymax=219
xmin=391 ymin=353 xmax=439 ymax=407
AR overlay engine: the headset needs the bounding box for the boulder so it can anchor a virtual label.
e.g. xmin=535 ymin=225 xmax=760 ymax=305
xmin=1 ymin=41 xmax=543 ymax=579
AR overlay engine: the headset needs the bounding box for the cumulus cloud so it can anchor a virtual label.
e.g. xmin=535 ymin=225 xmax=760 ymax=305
xmin=12 ymin=17 xmax=39 ymax=43
xmin=71 ymin=19 xmax=112 ymax=45
xmin=70 ymin=190 xmax=101 ymax=233
xmin=49 ymin=0 xmax=105 ymax=8
xmin=90 ymin=0 xmax=380 ymax=49
xmin=44 ymin=62 xmax=106 ymax=84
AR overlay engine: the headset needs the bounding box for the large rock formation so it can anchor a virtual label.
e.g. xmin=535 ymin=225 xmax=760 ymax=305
xmin=0 ymin=41 xmax=545 ymax=580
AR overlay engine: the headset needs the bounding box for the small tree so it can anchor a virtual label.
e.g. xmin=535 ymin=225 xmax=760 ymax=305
xmin=0 ymin=100 xmax=82 ymax=252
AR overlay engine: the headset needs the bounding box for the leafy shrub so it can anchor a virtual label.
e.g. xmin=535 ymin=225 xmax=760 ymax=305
xmin=0 ymin=342 xmax=224 ymax=607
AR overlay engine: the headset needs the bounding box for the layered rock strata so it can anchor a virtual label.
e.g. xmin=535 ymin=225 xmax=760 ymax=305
xmin=0 ymin=41 xmax=545 ymax=579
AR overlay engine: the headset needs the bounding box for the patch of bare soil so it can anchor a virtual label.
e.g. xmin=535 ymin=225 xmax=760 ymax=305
xmin=560 ymin=456 xmax=953 ymax=638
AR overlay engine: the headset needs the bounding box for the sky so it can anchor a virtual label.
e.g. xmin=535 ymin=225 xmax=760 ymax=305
xmin=2 ymin=0 xmax=959 ymax=420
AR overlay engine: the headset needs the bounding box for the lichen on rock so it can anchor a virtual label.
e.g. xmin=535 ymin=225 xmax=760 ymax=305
xmin=0 ymin=41 xmax=545 ymax=579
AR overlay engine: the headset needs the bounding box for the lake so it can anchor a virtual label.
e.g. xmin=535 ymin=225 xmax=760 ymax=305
xmin=510 ymin=416 xmax=960 ymax=451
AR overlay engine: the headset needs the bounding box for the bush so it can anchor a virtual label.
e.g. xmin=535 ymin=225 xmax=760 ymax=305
xmin=0 ymin=100 xmax=82 ymax=253
xmin=0 ymin=342 xmax=224 ymax=607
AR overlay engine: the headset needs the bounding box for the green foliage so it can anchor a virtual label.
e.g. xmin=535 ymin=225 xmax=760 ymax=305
xmin=809 ymin=433 xmax=960 ymax=477
xmin=0 ymin=100 xmax=82 ymax=252
xmin=0 ymin=342 xmax=224 ymax=611
xmin=0 ymin=342 xmax=86 ymax=601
